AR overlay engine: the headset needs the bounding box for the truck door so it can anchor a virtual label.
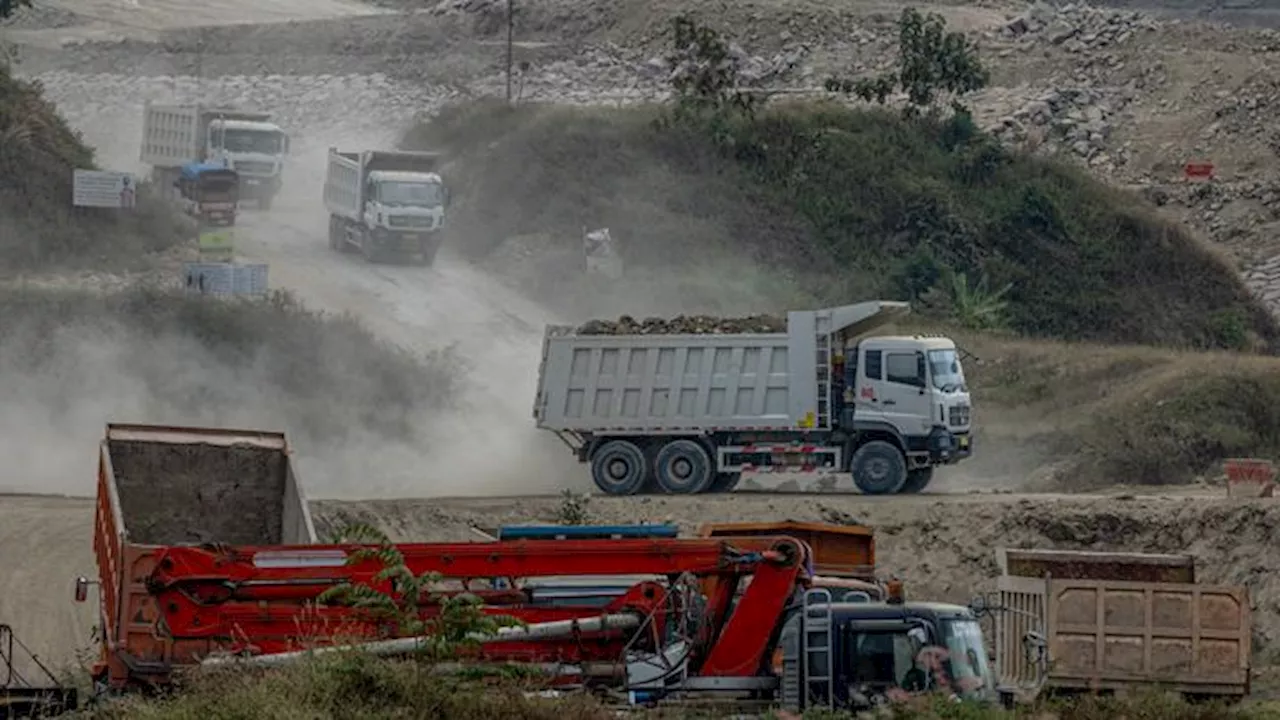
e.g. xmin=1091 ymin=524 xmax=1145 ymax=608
xmin=855 ymin=344 xmax=931 ymax=437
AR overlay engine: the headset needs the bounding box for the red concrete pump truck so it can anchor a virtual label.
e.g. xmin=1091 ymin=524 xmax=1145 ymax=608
xmin=76 ymin=423 xmax=1035 ymax=713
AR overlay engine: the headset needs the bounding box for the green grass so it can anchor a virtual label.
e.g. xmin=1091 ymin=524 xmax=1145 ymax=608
xmin=945 ymin=327 xmax=1280 ymax=487
xmin=0 ymin=65 xmax=188 ymax=269
xmin=404 ymin=98 xmax=1278 ymax=352
xmin=69 ymin=652 xmax=1280 ymax=719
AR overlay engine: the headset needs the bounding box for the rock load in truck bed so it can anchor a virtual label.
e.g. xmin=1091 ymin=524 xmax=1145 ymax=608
xmin=108 ymin=437 xmax=289 ymax=546
xmin=576 ymin=314 xmax=786 ymax=335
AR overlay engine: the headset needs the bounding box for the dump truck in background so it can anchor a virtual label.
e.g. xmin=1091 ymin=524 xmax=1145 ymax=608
xmin=140 ymin=102 xmax=290 ymax=210
xmin=990 ymin=548 xmax=1251 ymax=703
xmin=323 ymin=148 xmax=450 ymax=266
xmin=533 ymin=301 xmax=973 ymax=496
xmin=76 ymin=423 xmax=317 ymax=691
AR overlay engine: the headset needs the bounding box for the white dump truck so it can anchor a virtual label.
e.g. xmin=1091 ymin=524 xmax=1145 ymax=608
xmin=533 ymin=301 xmax=973 ymax=496
xmin=140 ymin=102 xmax=290 ymax=209
xmin=323 ymin=147 xmax=449 ymax=266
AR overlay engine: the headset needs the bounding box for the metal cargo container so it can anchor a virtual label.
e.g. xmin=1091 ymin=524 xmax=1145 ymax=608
xmin=81 ymin=423 xmax=317 ymax=690
xmin=992 ymin=548 xmax=1250 ymax=701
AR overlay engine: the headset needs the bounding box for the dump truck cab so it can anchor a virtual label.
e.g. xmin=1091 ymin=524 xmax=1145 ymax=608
xmin=175 ymin=162 xmax=240 ymax=226
xmin=777 ymin=593 xmax=996 ymax=712
xmin=841 ymin=333 xmax=972 ymax=480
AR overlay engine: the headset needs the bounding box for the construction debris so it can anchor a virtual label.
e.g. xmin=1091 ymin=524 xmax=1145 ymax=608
xmin=576 ymin=314 xmax=786 ymax=335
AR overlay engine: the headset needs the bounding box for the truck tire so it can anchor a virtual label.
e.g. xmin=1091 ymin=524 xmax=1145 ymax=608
xmin=709 ymin=472 xmax=741 ymax=493
xmin=328 ymin=217 xmax=344 ymax=251
xmin=653 ymin=439 xmax=714 ymax=494
xmin=899 ymin=468 xmax=934 ymax=494
xmin=589 ymin=440 xmax=648 ymax=496
xmin=361 ymin=229 xmax=380 ymax=264
xmin=850 ymin=441 xmax=908 ymax=495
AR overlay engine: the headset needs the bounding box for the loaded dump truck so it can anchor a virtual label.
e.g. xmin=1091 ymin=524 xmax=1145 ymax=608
xmin=323 ymin=147 xmax=449 ymax=265
xmin=533 ymin=301 xmax=973 ymax=496
xmin=76 ymin=423 xmax=317 ymax=691
xmin=991 ymin=548 xmax=1251 ymax=703
xmin=140 ymin=102 xmax=290 ymax=209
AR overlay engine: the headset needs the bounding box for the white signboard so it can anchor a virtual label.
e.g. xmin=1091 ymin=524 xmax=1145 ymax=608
xmin=583 ymin=227 xmax=623 ymax=279
xmin=72 ymin=170 xmax=137 ymax=209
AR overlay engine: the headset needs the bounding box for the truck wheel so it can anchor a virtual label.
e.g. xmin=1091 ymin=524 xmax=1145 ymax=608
xmin=899 ymin=468 xmax=934 ymax=494
xmin=709 ymin=472 xmax=741 ymax=493
xmin=589 ymin=440 xmax=648 ymax=496
xmin=361 ymin=231 xmax=381 ymax=264
xmin=328 ymin=217 xmax=344 ymax=251
xmin=653 ymin=439 xmax=714 ymax=494
xmin=850 ymin=441 xmax=908 ymax=495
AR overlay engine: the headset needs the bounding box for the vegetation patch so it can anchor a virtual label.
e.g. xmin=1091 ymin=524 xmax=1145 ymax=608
xmin=0 ymin=285 xmax=460 ymax=446
xmin=404 ymin=12 xmax=1277 ymax=352
xmin=0 ymin=62 xmax=187 ymax=269
xmin=71 ymin=653 xmax=1277 ymax=719
xmin=948 ymin=327 xmax=1280 ymax=487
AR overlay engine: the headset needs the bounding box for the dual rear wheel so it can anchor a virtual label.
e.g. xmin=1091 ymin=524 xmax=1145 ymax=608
xmin=590 ymin=438 xmax=933 ymax=496
xmin=590 ymin=438 xmax=724 ymax=496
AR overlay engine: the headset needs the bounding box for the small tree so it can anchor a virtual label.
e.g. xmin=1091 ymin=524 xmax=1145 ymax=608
xmin=319 ymin=523 xmax=521 ymax=660
xmin=826 ymin=8 xmax=989 ymax=116
xmin=661 ymin=14 xmax=758 ymax=141
xmin=555 ymin=489 xmax=591 ymax=526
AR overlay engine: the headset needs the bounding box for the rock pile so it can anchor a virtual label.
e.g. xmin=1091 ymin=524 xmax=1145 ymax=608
xmin=998 ymin=1 xmax=1157 ymax=51
xmin=577 ymin=314 xmax=786 ymax=335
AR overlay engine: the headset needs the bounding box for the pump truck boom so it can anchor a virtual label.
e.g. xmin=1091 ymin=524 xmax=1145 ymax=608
xmin=131 ymin=533 xmax=1006 ymax=711
xmin=533 ymin=301 xmax=973 ymax=496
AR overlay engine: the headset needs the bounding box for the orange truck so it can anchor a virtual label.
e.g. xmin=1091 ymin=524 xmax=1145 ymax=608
xmin=77 ymin=423 xmax=317 ymax=690
xmin=991 ymin=548 xmax=1251 ymax=702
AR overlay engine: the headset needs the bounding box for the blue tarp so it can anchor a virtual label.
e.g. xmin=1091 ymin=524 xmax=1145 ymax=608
xmin=180 ymin=161 xmax=235 ymax=179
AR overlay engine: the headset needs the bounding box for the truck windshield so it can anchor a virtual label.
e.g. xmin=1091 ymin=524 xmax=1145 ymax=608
xmin=378 ymin=181 xmax=443 ymax=207
xmin=940 ymin=619 xmax=994 ymax=698
xmin=221 ymin=129 xmax=284 ymax=155
xmin=927 ymin=349 xmax=966 ymax=392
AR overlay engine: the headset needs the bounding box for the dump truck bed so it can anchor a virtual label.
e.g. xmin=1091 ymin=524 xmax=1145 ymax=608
xmin=533 ymin=302 xmax=909 ymax=434
xmin=91 ymin=423 xmax=316 ymax=689
xmin=993 ymin=548 xmax=1250 ymax=698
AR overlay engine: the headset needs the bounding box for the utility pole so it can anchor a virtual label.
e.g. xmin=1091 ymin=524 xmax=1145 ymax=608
xmin=505 ymin=0 xmax=514 ymax=102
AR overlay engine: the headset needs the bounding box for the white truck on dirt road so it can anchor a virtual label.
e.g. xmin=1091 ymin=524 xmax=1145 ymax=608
xmin=533 ymin=301 xmax=973 ymax=496
xmin=323 ymin=147 xmax=450 ymax=266
xmin=140 ymin=102 xmax=290 ymax=210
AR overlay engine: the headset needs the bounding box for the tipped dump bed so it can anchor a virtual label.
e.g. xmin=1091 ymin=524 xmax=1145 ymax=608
xmin=106 ymin=425 xmax=300 ymax=545
xmin=93 ymin=423 xmax=317 ymax=690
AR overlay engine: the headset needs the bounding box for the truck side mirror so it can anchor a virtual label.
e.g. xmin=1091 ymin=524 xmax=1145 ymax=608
xmin=74 ymin=576 xmax=95 ymax=603
xmin=915 ymin=352 xmax=927 ymax=393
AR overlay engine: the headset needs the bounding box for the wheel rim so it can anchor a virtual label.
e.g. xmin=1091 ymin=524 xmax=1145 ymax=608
xmin=671 ymin=458 xmax=693 ymax=480
xmin=865 ymin=458 xmax=891 ymax=481
xmin=607 ymin=458 xmax=630 ymax=481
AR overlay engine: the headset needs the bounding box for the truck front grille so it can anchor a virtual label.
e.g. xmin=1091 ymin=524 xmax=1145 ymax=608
xmin=388 ymin=215 xmax=434 ymax=229
xmin=949 ymin=404 xmax=970 ymax=427
xmin=234 ymin=161 xmax=275 ymax=176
